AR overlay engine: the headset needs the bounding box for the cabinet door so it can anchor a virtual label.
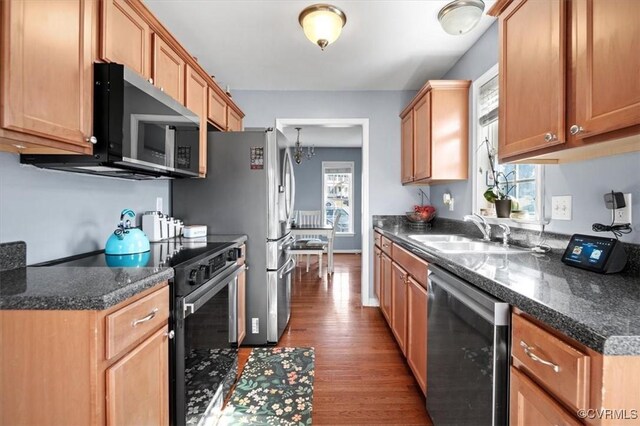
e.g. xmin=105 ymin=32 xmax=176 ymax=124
xmin=208 ymin=86 xmax=228 ymax=130
xmin=499 ymin=0 xmax=566 ymax=161
xmin=2 ymin=0 xmax=93 ymax=149
xmin=153 ymin=34 xmax=185 ymax=104
xmin=413 ymin=94 xmax=431 ymax=181
xmin=510 ymin=367 xmax=581 ymax=426
xmin=407 ymin=277 xmax=427 ymax=395
xmin=391 ymin=262 xmax=408 ymax=355
xmin=374 ymin=246 xmax=381 ymax=301
xmin=380 ymin=253 xmax=393 ymax=323
xmin=227 ymin=107 xmax=243 ymax=132
xmin=106 ymin=326 xmax=169 ymax=426
xmin=401 ymin=112 xmax=414 ymax=183
xmin=101 ymin=0 xmax=151 ymax=79
xmin=237 ymin=267 xmax=246 ymax=346
xmin=185 ymin=65 xmax=208 ymax=176
xmin=572 ymin=0 xmax=640 ymax=140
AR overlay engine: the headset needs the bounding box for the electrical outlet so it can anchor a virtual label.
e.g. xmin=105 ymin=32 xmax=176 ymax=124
xmin=156 ymin=197 xmax=163 ymax=212
xmin=252 ymin=318 xmax=259 ymax=334
xmin=551 ymin=195 xmax=572 ymax=221
xmin=612 ymin=193 xmax=632 ymax=224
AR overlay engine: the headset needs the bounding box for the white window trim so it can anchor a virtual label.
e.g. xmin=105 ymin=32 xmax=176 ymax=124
xmin=321 ymin=161 xmax=355 ymax=235
xmin=471 ymin=64 xmax=546 ymax=228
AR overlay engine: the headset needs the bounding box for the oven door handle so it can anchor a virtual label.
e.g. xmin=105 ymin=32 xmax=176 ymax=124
xmin=183 ymin=264 xmax=243 ymax=318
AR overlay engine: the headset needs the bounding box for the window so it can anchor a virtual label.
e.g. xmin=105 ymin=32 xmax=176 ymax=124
xmin=322 ymin=161 xmax=354 ymax=235
xmin=473 ymin=66 xmax=544 ymax=221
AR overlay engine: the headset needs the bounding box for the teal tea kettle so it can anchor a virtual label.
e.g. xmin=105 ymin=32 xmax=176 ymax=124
xmin=105 ymin=209 xmax=151 ymax=255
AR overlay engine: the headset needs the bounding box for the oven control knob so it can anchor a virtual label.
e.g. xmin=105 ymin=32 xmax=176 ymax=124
xmin=199 ymin=264 xmax=209 ymax=280
xmin=188 ymin=269 xmax=198 ymax=285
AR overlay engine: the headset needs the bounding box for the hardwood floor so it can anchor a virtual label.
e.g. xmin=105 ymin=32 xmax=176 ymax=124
xmin=239 ymin=254 xmax=432 ymax=425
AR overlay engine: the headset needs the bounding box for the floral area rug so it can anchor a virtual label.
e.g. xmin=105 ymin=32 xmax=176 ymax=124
xmin=218 ymin=347 xmax=315 ymax=426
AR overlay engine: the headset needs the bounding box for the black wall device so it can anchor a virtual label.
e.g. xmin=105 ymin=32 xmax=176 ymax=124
xmin=562 ymin=234 xmax=628 ymax=274
xmin=604 ymin=192 xmax=626 ymax=210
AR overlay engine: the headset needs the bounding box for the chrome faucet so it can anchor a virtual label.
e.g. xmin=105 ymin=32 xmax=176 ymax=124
xmin=463 ymin=213 xmax=492 ymax=241
xmin=498 ymin=223 xmax=511 ymax=246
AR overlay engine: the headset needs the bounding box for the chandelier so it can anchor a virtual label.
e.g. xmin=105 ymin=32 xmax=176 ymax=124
xmin=293 ymin=127 xmax=315 ymax=164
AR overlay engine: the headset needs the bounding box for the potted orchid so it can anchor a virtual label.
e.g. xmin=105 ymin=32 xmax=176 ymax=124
xmin=481 ymin=137 xmax=515 ymax=218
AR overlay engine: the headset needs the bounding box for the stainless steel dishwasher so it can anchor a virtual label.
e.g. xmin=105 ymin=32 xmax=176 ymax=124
xmin=426 ymin=265 xmax=510 ymax=425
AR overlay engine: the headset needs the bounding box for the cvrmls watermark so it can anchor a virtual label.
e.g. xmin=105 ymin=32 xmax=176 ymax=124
xmin=577 ymin=409 xmax=639 ymax=420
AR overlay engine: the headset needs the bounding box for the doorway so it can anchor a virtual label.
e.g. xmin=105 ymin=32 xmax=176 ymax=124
xmin=275 ymin=118 xmax=372 ymax=306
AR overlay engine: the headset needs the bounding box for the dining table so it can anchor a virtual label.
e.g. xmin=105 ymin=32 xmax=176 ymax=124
xmin=290 ymin=224 xmax=335 ymax=274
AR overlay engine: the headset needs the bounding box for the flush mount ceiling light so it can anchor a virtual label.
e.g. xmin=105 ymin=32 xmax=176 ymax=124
xmin=298 ymin=4 xmax=347 ymax=50
xmin=438 ymin=0 xmax=485 ymax=35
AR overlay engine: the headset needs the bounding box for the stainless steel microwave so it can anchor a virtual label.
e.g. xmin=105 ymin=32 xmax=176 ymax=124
xmin=22 ymin=63 xmax=201 ymax=180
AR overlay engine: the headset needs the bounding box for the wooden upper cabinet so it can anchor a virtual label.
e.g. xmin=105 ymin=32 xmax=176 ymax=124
xmin=572 ymin=0 xmax=640 ymax=140
xmin=1 ymin=0 xmax=94 ymax=154
xmin=185 ymin=65 xmax=208 ymax=176
xmin=407 ymin=277 xmax=427 ymax=395
xmin=401 ymin=112 xmax=414 ymax=183
xmin=498 ymin=0 xmax=566 ymax=161
xmin=400 ymin=81 xmax=469 ymax=184
xmin=153 ymin=34 xmax=185 ymax=104
xmin=208 ymin=86 xmax=228 ymax=130
xmin=101 ymin=0 xmax=152 ymax=80
xmin=413 ymin=94 xmax=431 ymax=181
xmin=227 ymin=107 xmax=243 ymax=132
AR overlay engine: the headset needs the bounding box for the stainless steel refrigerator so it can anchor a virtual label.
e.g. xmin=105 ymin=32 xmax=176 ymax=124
xmin=172 ymin=128 xmax=296 ymax=345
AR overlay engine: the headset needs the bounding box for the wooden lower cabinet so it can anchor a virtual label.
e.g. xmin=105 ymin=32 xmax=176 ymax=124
xmin=391 ymin=262 xmax=408 ymax=356
xmin=107 ymin=326 xmax=169 ymax=426
xmin=380 ymin=252 xmax=393 ymax=322
xmin=237 ymin=266 xmax=247 ymax=346
xmin=374 ymin=246 xmax=382 ymax=301
xmin=407 ymin=276 xmax=427 ymax=395
xmin=510 ymin=367 xmax=581 ymax=426
xmin=0 ymin=283 xmax=170 ymax=425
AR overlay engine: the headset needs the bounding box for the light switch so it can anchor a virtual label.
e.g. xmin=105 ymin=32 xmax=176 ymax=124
xmin=551 ymin=195 xmax=572 ymax=221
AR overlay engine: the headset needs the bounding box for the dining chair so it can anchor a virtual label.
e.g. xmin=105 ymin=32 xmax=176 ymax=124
xmin=288 ymin=210 xmax=342 ymax=277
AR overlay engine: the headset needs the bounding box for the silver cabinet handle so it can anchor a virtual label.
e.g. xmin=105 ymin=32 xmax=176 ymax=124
xmin=160 ymin=87 xmax=164 ymax=92
xmin=148 ymin=78 xmax=154 ymax=84
xmin=86 ymin=136 xmax=97 ymax=144
xmin=544 ymin=133 xmax=557 ymax=142
xmin=131 ymin=308 xmax=158 ymax=327
xmin=520 ymin=341 xmax=560 ymax=372
xmin=164 ymin=330 xmax=175 ymax=339
xmin=569 ymin=124 xmax=584 ymax=136
xmin=382 ymin=243 xmax=390 ymax=248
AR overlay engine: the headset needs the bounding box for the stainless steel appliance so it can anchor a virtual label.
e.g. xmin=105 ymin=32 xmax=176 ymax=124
xmin=427 ymin=265 xmax=510 ymax=425
xmin=172 ymin=128 xmax=296 ymax=345
xmin=21 ymin=63 xmax=201 ymax=179
xmin=37 ymin=239 xmax=244 ymax=426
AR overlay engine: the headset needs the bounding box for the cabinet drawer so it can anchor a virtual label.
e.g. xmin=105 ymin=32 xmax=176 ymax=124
xmin=106 ymin=286 xmax=169 ymax=360
xmin=374 ymin=231 xmax=382 ymax=248
xmin=380 ymin=236 xmax=393 ymax=255
xmin=392 ymin=244 xmax=428 ymax=287
xmin=512 ymin=314 xmax=590 ymax=411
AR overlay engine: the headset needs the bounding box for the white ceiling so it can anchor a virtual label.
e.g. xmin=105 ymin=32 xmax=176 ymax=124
xmin=144 ymin=0 xmax=496 ymax=91
xmin=281 ymin=125 xmax=362 ymax=148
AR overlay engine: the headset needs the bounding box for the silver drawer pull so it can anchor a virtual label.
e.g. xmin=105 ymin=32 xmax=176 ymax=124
xmin=131 ymin=308 xmax=158 ymax=327
xmin=520 ymin=340 xmax=560 ymax=373
xmin=544 ymin=132 xmax=557 ymax=142
xmin=382 ymin=243 xmax=390 ymax=248
xmin=164 ymin=330 xmax=175 ymax=339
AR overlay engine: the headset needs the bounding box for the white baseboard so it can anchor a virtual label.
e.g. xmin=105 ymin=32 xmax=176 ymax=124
xmin=363 ymin=297 xmax=379 ymax=307
xmin=332 ymin=249 xmax=362 ymax=254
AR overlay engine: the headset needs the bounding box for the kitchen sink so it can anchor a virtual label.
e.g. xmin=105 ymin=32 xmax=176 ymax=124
xmin=422 ymin=241 xmax=528 ymax=254
xmin=408 ymin=235 xmax=473 ymax=243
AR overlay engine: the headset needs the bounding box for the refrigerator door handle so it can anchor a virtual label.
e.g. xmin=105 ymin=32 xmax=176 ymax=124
xmin=280 ymin=256 xmax=296 ymax=278
xmin=283 ymin=149 xmax=296 ymax=224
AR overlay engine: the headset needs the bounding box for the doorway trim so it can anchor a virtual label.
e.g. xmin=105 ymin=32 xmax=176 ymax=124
xmin=275 ymin=118 xmax=372 ymax=307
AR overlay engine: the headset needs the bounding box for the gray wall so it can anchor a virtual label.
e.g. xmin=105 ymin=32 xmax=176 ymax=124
xmin=0 ymin=152 xmax=170 ymax=264
xmin=232 ymin=90 xmax=422 ymax=220
xmin=430 ymin=21 xmax=640 ymax=244
xmin=293 ymin=148 xmax=362 ymax=251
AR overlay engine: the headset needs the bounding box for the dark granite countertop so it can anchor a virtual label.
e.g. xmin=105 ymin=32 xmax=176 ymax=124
xmin=0 ymin=266 xmax=173 ymax=310
xmin=375 ymin=223 xmax=640 ymax=356
xmin=205 ymin=234 xmax=248 ymax=245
